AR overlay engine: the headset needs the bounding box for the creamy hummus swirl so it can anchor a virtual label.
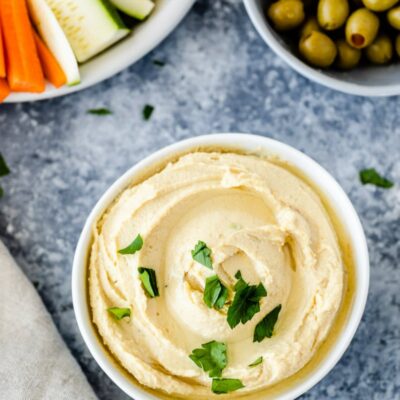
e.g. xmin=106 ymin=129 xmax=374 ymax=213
xmin=89 ymin=151 xmax=344 ymax=398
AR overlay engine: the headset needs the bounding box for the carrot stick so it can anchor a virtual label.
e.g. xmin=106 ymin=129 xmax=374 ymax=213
xmin=0 ymin=0 xmax=45 ymax=92
xmin=33 ymin=31 xmax=66 ymax=88
xmin=0 ymin=78 xmax=10 ymax=102
xmin=0 ymin=19 xmax=5 ymax=78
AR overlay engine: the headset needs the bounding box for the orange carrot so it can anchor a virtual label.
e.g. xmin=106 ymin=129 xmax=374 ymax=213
xmin=0 ymin=78 xmax=10 ymax=102
xmin=0 ymin=0 xmax=45 ymax=92
xmin=0 ymin=18 xmax=5 ymax=78
xmin=34 ymin=31 xmax=66 ymax=88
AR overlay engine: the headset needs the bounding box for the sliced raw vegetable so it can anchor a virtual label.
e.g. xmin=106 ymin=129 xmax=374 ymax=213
xmin=33 ymin=32 xmax=66 ymax=88
xmin=46 ymin=0 xmax=130 ymax=63
xmin=110 ymin=0 xmax=154 ymax=20
xmin=27 ymin=0 xmax=80 ymax=85
xmin=0 ymin=19 xmax=5 ymax=78
xmin=0 ymin=79 xmax=10 ymax=102
xmin=0 ymin=0 xmax=45 ymax=92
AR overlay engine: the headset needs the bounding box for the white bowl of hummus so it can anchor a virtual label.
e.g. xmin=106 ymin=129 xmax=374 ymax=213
xmin=72 ymin=133 xmax=369 ymax=400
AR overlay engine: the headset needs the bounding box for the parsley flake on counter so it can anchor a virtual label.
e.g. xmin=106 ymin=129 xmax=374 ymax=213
xmin=118 ymin=234 xmax=143 ymax=255
xmin=204 ymin=275 xmax=228 ymax=310
xmin=153 ymin=59 xmax=165 ymax=66
xmin=191 ymin=241 xmax=213 ymax=269
xmin=253 ymin=304 xmax=282 ymax=343
xmin=87 ymin=108 xmax=112 ymax=116
xmin=227 ymin=271 xmax=267 ymax=329
xmin=107 ymin=307 xmax=131 ymax=320
xmin=143 ymin=104 xmax=154 ymax=120
xmin=0 ymin=154 xmax=10 ymax=198
xmin=0 ymin=154 xmax=10 ymax=177
xmin=211 ymin=378 xmax=245 ymax=394
xmin=189 ymin=341 xmax=227 ymax=378
xmin=359 ymin=168 xmax=394 ymax=188
xmin=138 ymin=267 xmax=159 ymax=297
xmin=248 ymin=356 xmax=263 ymax=367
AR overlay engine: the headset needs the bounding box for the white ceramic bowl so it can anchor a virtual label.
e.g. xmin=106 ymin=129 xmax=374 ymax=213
xmin=244 ymin=0 xmax=400 ymax=97
xmin=72 ymin=133 xmax=369 ymax=400
xmin=6 ymin=0 xmax=194 ymax=103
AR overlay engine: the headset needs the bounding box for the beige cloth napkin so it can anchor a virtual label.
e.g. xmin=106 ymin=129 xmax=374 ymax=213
xmin=0 ymin=241 xmax=97 ymax=400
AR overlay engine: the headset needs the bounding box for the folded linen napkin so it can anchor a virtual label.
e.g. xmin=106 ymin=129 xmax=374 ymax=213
xmin=0 ymin=240 xmax=97 ymax=400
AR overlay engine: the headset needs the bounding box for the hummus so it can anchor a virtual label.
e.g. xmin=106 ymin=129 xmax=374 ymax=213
xmin=89 ymin=151 xmax=344 ymax=398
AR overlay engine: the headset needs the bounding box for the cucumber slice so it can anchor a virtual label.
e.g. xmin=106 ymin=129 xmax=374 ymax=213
xmin=45 ymin=0 xmax=130 ymax=63
xmin=110 ymin=0 xmax=154 ymax=20
xmin=27 ymin=0 xmax=80 ymax=86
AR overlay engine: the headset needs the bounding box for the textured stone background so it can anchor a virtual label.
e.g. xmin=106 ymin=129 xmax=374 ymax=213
xmin=0 ymin=1 xmax=399 ymax=399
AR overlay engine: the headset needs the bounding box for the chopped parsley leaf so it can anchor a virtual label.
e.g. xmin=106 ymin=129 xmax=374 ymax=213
xmin=249 ymin=356 xmax=263 ymax=367
xmin=107 ymin=307 xmax=131 ymax=320
xmin=253 ymin=304 xmax=282 ymax=343
xmin=204 ymin=275 xmax=228 ymax=310
xmin=189 ymin=341 xmax=227 ymax=378
xmin=143 ymin=104 xmax=154 ymax=120
xmin=0 ymin=153 xmax=10 ymax=177
xmin=211 ymin=378 xmax=244 ymax=394
xmin=87 ymin=108 xmax=112 ymax=116
xmin=191 ymin=241 xmax=213 ymax=269
xmin=359 ymin=168 xmax=394 ymax=188
xmin=153 ymin=59 xmax=165 ymax=66
xmin=138 ymin=267 xmax=159 ymax=297
xmin=227 ymin=271 xmax=267 ymax=329
xmin=118 ymin=234 xmax=143 ymax=255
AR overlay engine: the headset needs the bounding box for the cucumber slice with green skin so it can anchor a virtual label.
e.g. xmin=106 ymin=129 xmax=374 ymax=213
xmin=110 ymin=0 xmax=154 ymax=20
xmin=27 ymin=0 xmax=80 ymax=86
xmin=45 ymin=0 xmax=130 ymax=63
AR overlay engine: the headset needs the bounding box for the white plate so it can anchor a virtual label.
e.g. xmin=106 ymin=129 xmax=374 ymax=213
xmin=6 ymin=0 xmax=195 ymax=103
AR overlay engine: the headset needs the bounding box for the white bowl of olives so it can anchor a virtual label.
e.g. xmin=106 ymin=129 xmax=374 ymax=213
xmin=244 ymin=0 xmax=400 ymax=96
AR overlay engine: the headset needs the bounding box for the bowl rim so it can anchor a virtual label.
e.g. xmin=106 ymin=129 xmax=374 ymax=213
xmin=243 ymin=0 xmax=400 ymax=97
xmin=5 ymin=0 xmax=195 ymax=103
xmin=72 ymin=132 xmax=370 ymax=400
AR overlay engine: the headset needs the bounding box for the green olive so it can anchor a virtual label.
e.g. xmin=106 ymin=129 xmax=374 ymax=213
xmin=362 ymin=0 xmax=398 ymax=11
xmin=387 ymin=6 xmax=400 ymax=30
xmin=317 ymin=0 xmax=349 ymax=30
xmin=300 ymin=16 xmax=320 ymax=38
xmin=345 ymin=8 xmax=380 ymax=49
xmin=336 ymin=39 xmax=362 ymax=69
xmin=268 ymin=0 xmax=305 ymax=31
xmin=395 ymin=34 xmax=400 ymax=56
xmin=365 ymin=34 xmax=393 ymax=64
xmin=299 ymin=31 xmax=337 ymax=67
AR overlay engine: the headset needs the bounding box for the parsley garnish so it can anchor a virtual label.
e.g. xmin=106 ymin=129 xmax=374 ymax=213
xmin=191 ymin=241 xmax=213 ymax=269
xmin=227 ymin=271 xmax=267 ymax=329
xmin=249 ymin=356 xmax=263 ymax=367
xmin=118 ymin=234 xmax=143 ymax=255
xmin=0 ymin=154 xmax=10 ymax=198
xmin=153 ymin=59 xmax=165 ymax=66
xmin=204 ymin=275 xmax=228 ymax=310
xmin=359 ymin=168 xmax=394 ymax=188
xmin=211 ymin=378 xmax=245 ymax=394
xmin=0 ymin=154 xmax=10 ymax=177
xmin=138 ymin=267 xmax=159 ymax=297
xmin=189 ymin=341 xmax=227 ymax=378
xmin=87 ymin=108 xmax=112 ymax=115
xmin=253 ymin=304 xmax=282 ymax=342
xmin=143 ymin=104 xmax=154 ymax=120
xmin=107 ymin=307 xmax=131 ymax=320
